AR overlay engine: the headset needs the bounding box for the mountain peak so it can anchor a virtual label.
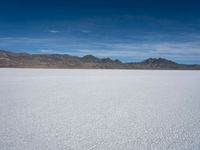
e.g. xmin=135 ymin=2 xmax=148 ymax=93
xmin=143 ymin=58 xmax=177 ymax=65
xmin=81 ymin=55 xmax=100 ymax=62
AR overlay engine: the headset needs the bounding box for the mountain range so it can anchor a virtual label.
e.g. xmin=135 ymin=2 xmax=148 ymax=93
xmin=0 ymin=50 xmax=200 ymax=70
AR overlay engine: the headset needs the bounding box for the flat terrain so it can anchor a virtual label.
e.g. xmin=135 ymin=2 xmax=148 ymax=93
xmin=0 ymin=69 xmax=200 ymax=150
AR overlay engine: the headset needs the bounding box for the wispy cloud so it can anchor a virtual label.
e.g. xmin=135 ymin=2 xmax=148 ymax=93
xmin=81 ymin=30 xmax=91 ymax=33
xmin=40 ymin=49 xmax=67 ymax=54
xmin=49 ymin=30 xmax=60 ymax=33
xmin=0 ymin=34 xmax=200 ymax=64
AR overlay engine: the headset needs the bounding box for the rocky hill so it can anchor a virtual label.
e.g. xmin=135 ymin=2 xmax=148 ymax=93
xmin=0 ymin=50 xmax=200 ymax=70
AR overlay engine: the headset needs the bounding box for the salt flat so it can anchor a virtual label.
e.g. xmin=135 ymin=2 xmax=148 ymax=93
xmin=0 ymin=69 xmax=200 ymax=150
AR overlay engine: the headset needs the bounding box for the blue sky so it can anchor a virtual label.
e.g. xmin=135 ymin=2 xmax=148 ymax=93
xmin=0 ymin=0 xmax=200 ymax=64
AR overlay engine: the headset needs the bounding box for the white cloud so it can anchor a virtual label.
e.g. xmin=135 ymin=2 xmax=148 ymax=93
xmin=81 ymin=30 xmax=91 ymax=33
xmin=49 ymin=30 xmax=60 ymax=33
xmin=39 ymin=49 xmax=65 ymax=54
xmin=0 ymin=36 xmax=200 ymax=63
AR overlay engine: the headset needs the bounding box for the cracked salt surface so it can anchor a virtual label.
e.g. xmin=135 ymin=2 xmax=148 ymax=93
xmin=0 ymin=69 xmax=200 ymax=150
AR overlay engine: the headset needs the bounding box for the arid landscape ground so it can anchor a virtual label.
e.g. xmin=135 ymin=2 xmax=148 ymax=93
xmin=0 ymin=69 xmax=200 ymax=150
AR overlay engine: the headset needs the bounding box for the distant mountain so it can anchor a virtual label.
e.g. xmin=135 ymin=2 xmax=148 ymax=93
xmin=0 ymin=50 xmax=200 ymax=70
xmin=142 ymin=58 xmax=177 ymax=65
